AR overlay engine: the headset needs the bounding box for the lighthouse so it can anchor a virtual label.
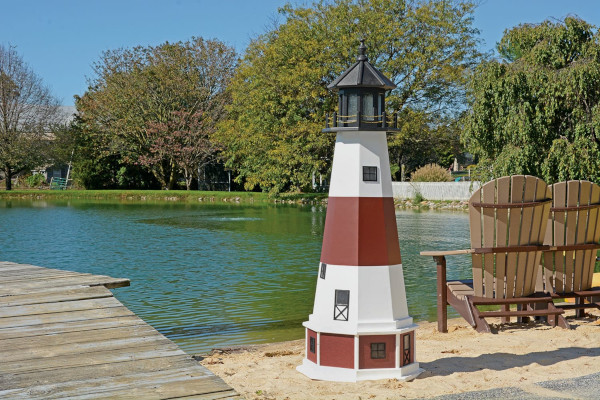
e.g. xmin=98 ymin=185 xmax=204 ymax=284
xmin=297 ymin=40 xmax=423 ymax=382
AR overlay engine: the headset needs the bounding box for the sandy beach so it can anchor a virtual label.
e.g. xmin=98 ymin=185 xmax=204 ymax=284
xmin=200 ymin=311 xmax=600 ymax=400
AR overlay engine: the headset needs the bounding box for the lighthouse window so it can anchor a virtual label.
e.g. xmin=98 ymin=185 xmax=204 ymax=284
xmin=363 ymin=93 xmax=375 ymax=120
xmin=363 ymin=166 xmax=377 ymax=182
xmin=320 ymin=263 xmax=327 ymax=279
xmin=348 ymin=93 xmax=358 ymax=117
xmin=402 ymin=333 xmax=412 ymax=365
xmin=370 ymin=343 xmax=386 ymax=359
xmin=309 ymin=337 xmax=316 ymax=353
xmin=333 ymin=289 xmax=349 ymax=321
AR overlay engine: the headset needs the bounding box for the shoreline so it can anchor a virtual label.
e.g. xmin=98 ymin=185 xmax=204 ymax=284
xmin=198 ymin=312 xmax=600 ymax=400
xmin=0 ymin=189 xmax=469 ymax=210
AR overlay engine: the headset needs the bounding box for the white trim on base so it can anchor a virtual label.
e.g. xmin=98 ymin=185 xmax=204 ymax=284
xmin=302 ymin=320 xmax=418 ymax=336
xmin=296 ymin=359 xmax=423 ymax=382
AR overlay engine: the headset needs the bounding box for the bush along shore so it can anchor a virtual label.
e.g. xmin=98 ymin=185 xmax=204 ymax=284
xmin=0 ymin=189 xmax=468 ymax=210
xmin=395 ymin=198 xmax=469 ymax=211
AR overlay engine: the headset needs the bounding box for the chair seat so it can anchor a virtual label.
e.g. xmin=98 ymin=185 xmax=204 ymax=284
xmin=447 ymin=280 xmax=474 ymax=300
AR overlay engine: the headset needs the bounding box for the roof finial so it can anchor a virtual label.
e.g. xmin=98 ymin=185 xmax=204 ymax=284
xmin=358 ymin=38 xmax=367 ymax=61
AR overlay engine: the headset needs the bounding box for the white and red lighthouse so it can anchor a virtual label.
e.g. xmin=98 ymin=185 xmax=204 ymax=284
xmin=297 ymin=41 xmax=423 ymax=382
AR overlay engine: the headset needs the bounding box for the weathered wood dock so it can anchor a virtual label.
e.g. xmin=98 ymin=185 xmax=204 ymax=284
xmin=0 ymin=261 xmax=239 ymax=399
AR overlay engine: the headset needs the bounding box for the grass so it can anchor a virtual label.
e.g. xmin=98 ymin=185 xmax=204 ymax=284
xmin=413 ymin=192 xmax=425 ymax=203
xmin=0 ymin=189 xmax=329 ymax=204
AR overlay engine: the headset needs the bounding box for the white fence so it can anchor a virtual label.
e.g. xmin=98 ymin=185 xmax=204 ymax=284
xmin=392 ymin=181 xmax=481 ymax=201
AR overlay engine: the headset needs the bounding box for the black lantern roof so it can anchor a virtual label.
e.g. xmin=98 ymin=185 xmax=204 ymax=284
xmin=327 ymin=39 xmax=396 ymax=91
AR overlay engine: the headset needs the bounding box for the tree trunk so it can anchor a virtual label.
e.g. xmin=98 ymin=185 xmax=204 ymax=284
xmin=150 ymin=163 xmax=168 ymax=190
xmin=184 ymin=167 xmax=193 ymax=191
xmin=4 ymin=165 xmax=12 ymax=191
xmin=166 ymin=165 xmax=177 ymax=190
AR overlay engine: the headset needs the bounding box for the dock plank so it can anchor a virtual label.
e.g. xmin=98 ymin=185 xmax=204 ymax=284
xmin=0 ymin=262 xmax=238 ymax=399
xmin=1 ymin=347 xmax=188 ymax=375
xmin=0 ymin=324 xmax=159 ymax=351
xmin=0 ymin=297 xmax=124 ymax=319
xmin=0 ymin=276 xmax=130 ymax=295
xmin=0 ymin=355 xmax=195 ymax=388
xmin=0 ymin=312 xmax=139 ymax=339
xmin=0 ymin=336 xmax=178 ymax=363
xmin=0 ymin=286 xmax=113 ymax=307
xmin=0 ymin=368 xmax=236 ymax=400
xmin=0 ymin=305 xmax=134 ymax=329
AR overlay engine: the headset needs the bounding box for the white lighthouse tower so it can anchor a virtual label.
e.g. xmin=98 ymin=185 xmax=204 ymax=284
xmin=297 ymin=40 xmax=423 ymax=382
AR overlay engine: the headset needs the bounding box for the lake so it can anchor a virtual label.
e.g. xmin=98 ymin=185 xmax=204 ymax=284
xmin=0 ymin=199 xmax=470 ymax=354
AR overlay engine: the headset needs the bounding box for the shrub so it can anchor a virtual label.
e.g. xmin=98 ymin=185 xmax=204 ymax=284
xmin=413 ymin=191 xmax=425 ymax=203
xmin=25 ymin=173 xmax=46 ymax=188
xmin=411 ymin=164 xmax=453 ymax=182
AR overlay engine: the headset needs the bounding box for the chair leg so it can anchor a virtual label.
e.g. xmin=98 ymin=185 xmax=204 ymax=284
xmin=575 ymin=298 xmax=586 ymax=318
xmin=516 ymin=304 xmax=531 ymax=323
xmin=466 ymin=296 xmax=491 ymax=333
xmin=435 ymin=256 xmax=448 ymax=333
xmin=501 ymin=304 xmax=510 ymax=323
xmin=446 ymin=292 xmax=481 ymax=330
xmin=548 ymin=302 xmax=570 ymax=329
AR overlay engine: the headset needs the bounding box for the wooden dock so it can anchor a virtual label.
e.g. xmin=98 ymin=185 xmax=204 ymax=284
xmin=0 ymin=261 xmax=239 ymax=399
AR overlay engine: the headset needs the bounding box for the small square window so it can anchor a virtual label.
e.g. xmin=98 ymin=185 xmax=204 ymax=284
xmin=363 ymin=166 xmax=377 ymax=182
xmin=309 ymin=337 xmax=316 ymax=353
xmin=320 ymin=263 xmax=327 ymax=279
xmin=333 ymin=289 xmax=350 ymax=321
xmin=370 ymin=342 xmax=386 ymax=359
xmin=335 ymin=290 xmax=349 ymax=306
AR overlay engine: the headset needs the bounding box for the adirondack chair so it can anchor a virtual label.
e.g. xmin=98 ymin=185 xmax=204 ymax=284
xmin=539 ymin=180 xmax=600 ymax=316
xmin=421 ymin=176 xmax=568 ymax=333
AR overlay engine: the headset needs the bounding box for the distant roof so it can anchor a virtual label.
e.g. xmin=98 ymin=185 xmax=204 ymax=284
xmin=327 ymin=40 xmax=396 ymax=91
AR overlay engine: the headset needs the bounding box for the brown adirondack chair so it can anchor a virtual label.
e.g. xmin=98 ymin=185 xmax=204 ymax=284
xmin=421 ymin=175 xmax=568 ymax=333
xmin=539 ymin=180 xmax=600 ymax=315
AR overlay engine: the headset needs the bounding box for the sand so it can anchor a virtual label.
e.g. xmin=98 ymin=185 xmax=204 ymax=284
xmin=199 ymin=311 xmax=600 ymax=400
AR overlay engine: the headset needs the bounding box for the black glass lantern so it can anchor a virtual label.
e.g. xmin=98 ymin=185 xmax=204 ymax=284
xmin=324 ymin=40 xmax=398 ymax=132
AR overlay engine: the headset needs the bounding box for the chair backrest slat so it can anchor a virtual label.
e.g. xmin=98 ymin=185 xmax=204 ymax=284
xmin=469 ymin=186 xmax=483 ymax=296
xmin=544 ymin=180 xmax=600 ymax=294
xmin=505 ymin=176 xmax=525 ymax=298
xmin=564 ymin=182 xmax=579 ymax=291
xmin=482 ymin=180 xmax=495 ymax=297
xmin=494 ymin=177 xmax=511 ymax=298
xmin=470 ymin=175 xmax=550 ymax=299
xmin=588 ymin=185 xmax=600 ymax=289
xmin=575 ymin=182 xmax=592 ymax=290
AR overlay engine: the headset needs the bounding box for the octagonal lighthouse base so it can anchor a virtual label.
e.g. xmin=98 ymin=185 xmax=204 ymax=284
xmin=297 ymin=262 xmax=424 ymax=382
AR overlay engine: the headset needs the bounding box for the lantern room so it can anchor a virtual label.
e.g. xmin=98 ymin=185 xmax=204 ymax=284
xmin=324 ymin=39 xmax=399 ymax=131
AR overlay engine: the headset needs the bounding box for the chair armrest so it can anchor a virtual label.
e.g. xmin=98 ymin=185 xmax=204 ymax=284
xmin=420 ymin=249 xmax=473 ymax=257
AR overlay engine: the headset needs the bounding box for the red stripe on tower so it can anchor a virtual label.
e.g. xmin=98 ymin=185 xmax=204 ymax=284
xmin=321 ymin=197 xmax=401 ymax=266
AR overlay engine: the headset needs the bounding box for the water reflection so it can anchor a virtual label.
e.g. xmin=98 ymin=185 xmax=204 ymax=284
xmin=0 ymin=199 xmax=469 ymax=353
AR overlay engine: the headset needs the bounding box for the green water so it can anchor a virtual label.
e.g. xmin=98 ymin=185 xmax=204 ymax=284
xmin=0 ymin=199 xmax=470 ymax=354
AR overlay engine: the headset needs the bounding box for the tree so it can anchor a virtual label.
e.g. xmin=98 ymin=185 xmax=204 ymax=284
xmin=0 ymin=44 xmax=60 ymax=190
xmin=140 ymin=111 xmax=220 ymax=190
xmin=76 ymin=38 xmax=236 ymax=189
xmin=214 ymin=0 xmax=483 ymax=193
xmin=463 ymin=17 xmax=600 ymax=183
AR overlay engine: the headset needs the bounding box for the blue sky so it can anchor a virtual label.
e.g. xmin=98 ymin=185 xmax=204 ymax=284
xmin=1 ymin=0 xmax=599 ymax=106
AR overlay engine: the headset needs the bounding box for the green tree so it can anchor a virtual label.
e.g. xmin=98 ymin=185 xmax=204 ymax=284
xmin=463 ymin=17 xmax=600 ymax=183
xmin=51 ymin=119 xmax=158 ymax=189
xmin=76 ymin=38 xmax=236 ymax=189
xmin=215 ymin=0 xmax=482 ymax=193
xmin=0 ymin=44 xmax=60 ymax=190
